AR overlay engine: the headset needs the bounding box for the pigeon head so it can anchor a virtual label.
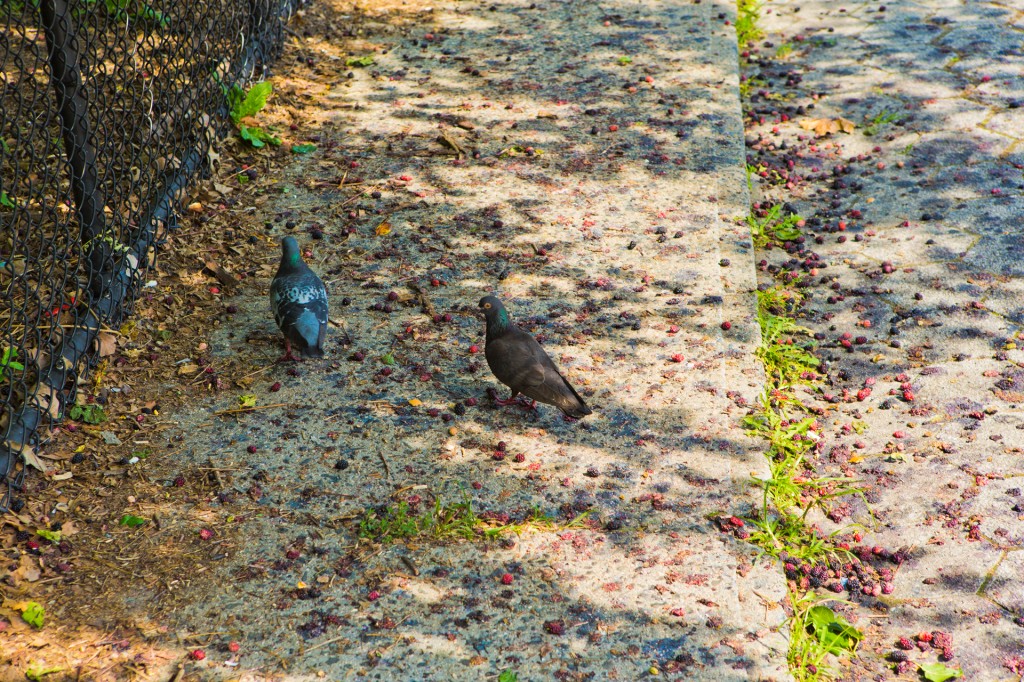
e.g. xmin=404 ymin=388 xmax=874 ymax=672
xmin=479 ymin=295 xmax=511 ymax=329
xmin=281 ymin=236 xmax=302 ymax=267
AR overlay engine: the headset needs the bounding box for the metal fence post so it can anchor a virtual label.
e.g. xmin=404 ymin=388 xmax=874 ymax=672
xmin=39 ymin=0 xmax=107 ymax=268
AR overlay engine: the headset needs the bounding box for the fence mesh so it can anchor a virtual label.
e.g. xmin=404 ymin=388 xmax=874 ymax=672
xmin=1 ymin=0 xmax=295 ymax=512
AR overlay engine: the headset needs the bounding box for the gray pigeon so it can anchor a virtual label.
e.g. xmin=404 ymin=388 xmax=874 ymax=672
xmin=479 ymin=295 xmax=592 ymax=419
xmin=270 ymin=236 xmax=328 ymax=360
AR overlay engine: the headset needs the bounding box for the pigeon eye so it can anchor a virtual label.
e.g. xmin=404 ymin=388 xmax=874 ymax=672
xmin=484 ymin=303 xmax=491 ymax=309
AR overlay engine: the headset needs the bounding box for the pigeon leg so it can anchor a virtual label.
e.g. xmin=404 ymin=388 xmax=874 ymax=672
xmin=488 ymin=387 xmax=523 ymax=406
xmin=276 ymin=339 xmax=302 ymax=363
xmin=494 ymin=392 xmax=521 ymax=406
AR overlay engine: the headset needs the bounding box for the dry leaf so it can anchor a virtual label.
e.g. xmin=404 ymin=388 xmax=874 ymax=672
xmin=51 ymin=471 xmax=73 ymax=481
xmin=11 ymin=556 xmax=40 ymax=584
xmin=203 ymin=260 xmax=239 ymax=290
xmin=177 ymin=363 xmax=199 ymax=375
xmin=96 ymin=331 xmax=118 ymax=357
xmin=28 ymin=383 xmax=62 ymax=420
xmin=5 ymin=441 xmax=46 ymax=471
xmin=799 ymin=117 xmax=856 ymax=137
xmin=375 ymin=220 xmax=392 ymax=236
xmin=177 ymin=269 xmax=207 ymax=287
xmin=408 ymin=398 xmax=422 ymax=407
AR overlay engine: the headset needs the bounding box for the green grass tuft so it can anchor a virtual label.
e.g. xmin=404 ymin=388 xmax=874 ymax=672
xmin=747 ymin=204 xmax=802 ymax=248
xmin=736 ymin=0 xmax=764 ymax=49
xmin=357 ymin=498 xmax=587 ymax=545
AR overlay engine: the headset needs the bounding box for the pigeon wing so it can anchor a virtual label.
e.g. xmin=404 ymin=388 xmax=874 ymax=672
xmin=487 ymin=329 xmax=591 ymax=416
xmin=271 ymin=274 xmax=328 ymax=355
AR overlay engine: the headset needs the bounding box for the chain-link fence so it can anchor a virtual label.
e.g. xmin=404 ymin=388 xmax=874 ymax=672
xmin=1 ymin=0 xmax=296 ymax=512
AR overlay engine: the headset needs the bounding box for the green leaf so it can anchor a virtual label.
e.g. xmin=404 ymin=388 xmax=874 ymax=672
xmin=774 ymin=225 xmax=801 ymax=241
xmin=234 ymin=80 xmax=273 ymax=121
xmin=239 ymin=125 xmax=280 ymax=149
xmin=135 ymin=3 xmax=169 ymax=27
xmin=21 ymin=602 xmax=45 ymax=628
xmin=1 ymin=346 xmax=24 ymax=373
xmin=617 ymin=56 xmax=633 ymax=65
xmin=0 ymin=190 xmax=15 ymax=208
xmin=36 ymin=529 xmax=62 ymax=543
xmin=807 ymin=605 xmax=861 ymax=655
xmin=238 ymin=394 xmax=257 ymax=408
xmin=239 ymin=125 xmax=266 ymax=148
xmin=119 ymin=514 xmax=147 ymax=528
xmin=498 ymin=671 xmax=519 ymax=682
xmin=345 ymin=55 xmax=374 ymax=67
xmin=25 ymin=665 xmax=63 ymax=681
xmin=291 ymin=143 xmax=317 ymax=154
xmin=381 ymin=352 xmax=396 ymax=366
xmin=920 ymin=663 xmax=963 ymax=682
xmin=69 ymin=404 xmax=107 ymax=425
xmin=226 ymin=84 xmax=245 ymax=121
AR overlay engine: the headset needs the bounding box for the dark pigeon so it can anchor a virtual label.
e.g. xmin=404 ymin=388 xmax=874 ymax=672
xmin=478 ymin=295 xmax=592 ymax=419
xmin=270 ymin=236 xmax=328 ymax=360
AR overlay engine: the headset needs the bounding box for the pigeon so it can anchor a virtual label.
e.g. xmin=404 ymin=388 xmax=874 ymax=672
xmin=270 ymin=236 xmax=328 ymax=361
xmin=478 ymin=295 xmax=592 ymax=419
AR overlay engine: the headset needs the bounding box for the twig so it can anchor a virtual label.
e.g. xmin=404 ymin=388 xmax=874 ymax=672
xmin=238 ymin=363 xmax=276 ymax=380
xmin=212 ymin=402 xmax=290 ymax=417
xmin=437 ymin=130 xmax=466 ymax=158
xmin=377 ymin=450 xmax=392 ymax=480
xmin=400 ymin=555 xmax=420 ymax=576
xmin=303 ymin=633 xmax=350 ymax=653
xmin=409 ymin=281 xmax=437 ymax=318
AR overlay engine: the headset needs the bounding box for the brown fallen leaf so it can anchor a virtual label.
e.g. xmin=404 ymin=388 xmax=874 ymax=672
xmin=375 ymin=220 xmax=392 ymax=236
xmin=203 ymin=260 xmax=239 ymax=291
xmin=799 ymin=117 xmax=856 ymax=137
xmin=5 ymin=441 xmax=45 ymax=471
xmin=11 ymin=555 xmax=41 ymax=584
xmin=96 ymin=331 xmax=118 ymax=357
xmin=28 ymin=383 xmax=62 ymax=420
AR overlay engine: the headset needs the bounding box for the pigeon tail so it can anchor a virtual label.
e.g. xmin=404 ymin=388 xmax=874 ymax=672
xmin=554 ymin=383 xmax=592 ymax=418
xmin=292 ymin=312 xmax=324 ymax=351
xmin=561 ymin=403 xmax=592 ymax=419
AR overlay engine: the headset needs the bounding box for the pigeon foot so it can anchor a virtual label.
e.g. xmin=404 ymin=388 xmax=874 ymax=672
xmin=276 ymin=341 xmax=303 ymax=363
xmin=487 ymin=388 xmax=535 ymax=410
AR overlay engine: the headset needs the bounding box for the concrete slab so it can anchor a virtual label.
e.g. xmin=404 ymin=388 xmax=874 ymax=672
xmin=141 ymin=0 xmax=784 ymax=679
